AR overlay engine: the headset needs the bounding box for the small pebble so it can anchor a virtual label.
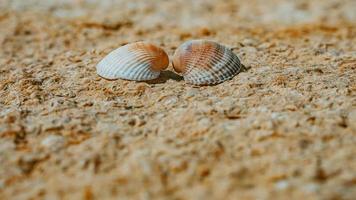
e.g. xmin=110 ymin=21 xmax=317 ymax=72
xmin=302 ymin=183 xmax=320 ymax=193
xmin=242 ymin=38 xmax=257 ymax=46
xmin=163 ymin=96 xmax=178 ymax=105
xmin=185 ymin=88 xmax=199 ymax=98
xmin=41 ymin=135 xmax=66 ymax=151
xmin=0 ymin=179 xmax=4 ymax=189
xmin=348 ymin=110 xmax=356 ymax=131
xmin=258 ymin=42 xmax=273 ymax=49
xmin=275 ymin=180 xmax=289 ymax=190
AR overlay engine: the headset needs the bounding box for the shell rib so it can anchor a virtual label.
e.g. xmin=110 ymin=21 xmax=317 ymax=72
xmin=172 ymin=40 xmax=241 ymax=85
xmin=96 ymin=42 xmax=169 ymax=81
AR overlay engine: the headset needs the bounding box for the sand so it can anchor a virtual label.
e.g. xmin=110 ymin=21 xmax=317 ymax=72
xmin=0 ymin=0 xmax=355 ymax=199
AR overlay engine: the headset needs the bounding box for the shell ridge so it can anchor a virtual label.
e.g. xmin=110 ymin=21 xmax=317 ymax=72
xmin=135 ymin=63 xmax=153 ymax=80
xmin=119 ymin=50 xmax=152 ymax=78
xmin=172 ymin=40 xmax=242 ymax=85
xmin=133 ymin=63 xmax=149 ymax=80
xmin=228 ymin=53 xmax=241 ymax=73
xmin=217 ymin=49 xmax=236 ymax=77
xmin=98 ymin=49 xmax=126 ymax=79
xmin=199 ymin=45 xmax=225 ymax=82
xmin=111 ymin=52 xmax=137 ymax=79
xmin=187 ymin=68 xmax=205 ymax=84
xmin=123 ymin=50 xmax=158 ymax=80
xmin=221 ymin=53 xmax=241 ymax=81
xmin=212 ymin=47 xmax=241 ymax=82
xmin=110 ymin=51 xmax=130 ymax=77
xmin=123 ymin=54 xmax=151 ymax=80
xmin=133 ymin=52 xmax=158 ymax=79
xmin=104 ymin=48 xmax=131 ymax=78
xmin=97 ymin=50 xmax=116 ymax=77
xmin=96 ymin=42 xmax=167 ymax=81
xmin=209 ymin=46 xmax=226 ymax=75
xmin=191 ymin=46 xmax=216 ymax=82
xmin=190 ymin=62 xmax=207 ymax=83
xmin=216 ymin=53 xmax=238 ymax=82
xmin=140 ymin=66 xmax=156 ymax=80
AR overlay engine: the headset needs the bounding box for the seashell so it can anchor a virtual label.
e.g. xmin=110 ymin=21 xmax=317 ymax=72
xmin=97 ymin=42 xmax=169 ymax=81
xmin=172 ymin=40 xmax=242 ymax=85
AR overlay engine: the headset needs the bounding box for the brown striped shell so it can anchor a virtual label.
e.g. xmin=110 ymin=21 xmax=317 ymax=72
xmin=96 ymin=42 xmax=169 ymax=81
xmin=172 ymin=40 xmax=241 ymax=85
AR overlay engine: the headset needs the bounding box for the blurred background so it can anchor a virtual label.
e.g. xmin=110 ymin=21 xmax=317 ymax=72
xmin=1 ymin=0 xmax=355 ymax=27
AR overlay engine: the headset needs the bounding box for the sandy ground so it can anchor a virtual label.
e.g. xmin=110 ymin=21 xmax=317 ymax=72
xmin=0 ymin=0 xmax=355 ymax=199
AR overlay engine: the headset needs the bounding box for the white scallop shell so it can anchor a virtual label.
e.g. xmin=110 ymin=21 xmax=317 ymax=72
xmin=97 ymin=42 xmax=169 ymax=81
xmin=172 ymin=40 xmax=241 ymax=85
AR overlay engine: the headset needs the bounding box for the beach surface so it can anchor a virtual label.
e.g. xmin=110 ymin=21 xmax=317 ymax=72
xmin=0 ymin=0 xmax=355 ymax=199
